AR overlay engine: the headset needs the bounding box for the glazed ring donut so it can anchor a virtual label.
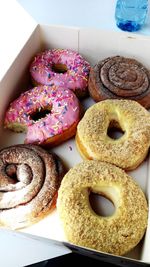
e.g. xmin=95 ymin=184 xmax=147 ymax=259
xmin=57 ymin=160 xmax=148 ymax=256
xmin=4 ymin=85 xmax=81 ymax=147
xmin=30 ymin=49 xmax=91 ymax=98
xmin=76 ymin=99 xmax=150 ymax=170
xmin=0 ymin=144 xmax=66 ymax=229
xmin=88 ymin=56 xmax=150 ymax=108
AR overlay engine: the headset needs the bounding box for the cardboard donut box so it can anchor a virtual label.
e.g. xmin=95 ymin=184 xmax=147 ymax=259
xmin=1 ymin=1 xmax=150 ymax=266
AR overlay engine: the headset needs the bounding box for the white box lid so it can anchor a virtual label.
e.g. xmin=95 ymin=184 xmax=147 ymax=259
xmin=0 ymin=0 xmax=37 ymax=81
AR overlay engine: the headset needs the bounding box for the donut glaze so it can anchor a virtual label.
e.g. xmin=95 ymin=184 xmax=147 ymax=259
xmin=88 ymin=56 xmax=150 ymax=108
xmin=57 ymin=160 xmax=148 ymax=256
xmin=76 ymin=99 xmax=150 ymax=170
xmin=4 ymin=85 xmax=81 ymax=146
xmin=30 ymin=49 xmax=91 ymax=98
xmin=0 ymin=144 xmax=65 ymax=229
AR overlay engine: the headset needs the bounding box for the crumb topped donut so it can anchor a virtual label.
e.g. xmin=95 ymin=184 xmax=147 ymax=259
xmin=4 ymin=85 xmax=81 ymax=147
xmin=30 ymin=49 xmax=91 ymax=98
xmin=88 ymin=56 xmax=150 ymax=108
xmin=76 ymin=99 xmax=150 ymax=170
xmin=0 ymin=144 xmax=66 ymax=229
xmin=57 ymin=160 xmax=148 ymax=256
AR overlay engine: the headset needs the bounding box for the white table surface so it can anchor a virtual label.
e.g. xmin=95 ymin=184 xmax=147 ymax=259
xmin=17 ymin=0 xmax=150 ymax=35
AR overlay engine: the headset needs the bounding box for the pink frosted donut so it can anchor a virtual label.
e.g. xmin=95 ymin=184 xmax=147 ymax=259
xmin=29 ymin=49 xmax=91 ymax=98
xmin=4 ymin=85 xmax=81 ymax=147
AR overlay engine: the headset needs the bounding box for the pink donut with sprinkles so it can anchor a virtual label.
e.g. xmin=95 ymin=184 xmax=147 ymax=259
xmin=29 ymin=49 xmax=91 ymax=98
xmin=4 ymin=85 xmax=81 ymax=147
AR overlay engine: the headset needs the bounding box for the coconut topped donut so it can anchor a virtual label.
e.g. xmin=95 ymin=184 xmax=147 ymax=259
xmin=30 ymin=49 xmax=91 ymax=98
xmin=76 ymin=99 xmax=150 ymax=170
xmin=57 ymin=160 xmax=148 ymax=255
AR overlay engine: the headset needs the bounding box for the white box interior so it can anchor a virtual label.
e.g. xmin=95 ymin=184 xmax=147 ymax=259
xmin=1 ymin=24 xmax=150 ymax=264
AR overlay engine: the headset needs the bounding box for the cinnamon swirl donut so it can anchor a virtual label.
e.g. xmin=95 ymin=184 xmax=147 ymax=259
xmin=0 ymin=144 xmax=65 ymax=229
xmin=88 ymin=56 xmax=150 ymax=108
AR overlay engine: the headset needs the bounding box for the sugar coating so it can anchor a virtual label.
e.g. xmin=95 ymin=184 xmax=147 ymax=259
xmin=0 ymin=144 xmax=65 ymax=229
xmin=57 ymin=160 xmax=148 ymax=256
xmin=76 ymin=99 xmax=150 ymax=170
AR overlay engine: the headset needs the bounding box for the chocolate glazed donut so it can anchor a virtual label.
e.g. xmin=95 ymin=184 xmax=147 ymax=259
xmin=0 ymin=144 xmax=66 ymax=229
xmin=88 ymin=56 xmax=150 ymax=108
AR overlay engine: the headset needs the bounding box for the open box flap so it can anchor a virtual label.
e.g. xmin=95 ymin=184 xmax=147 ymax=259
xmin=0 ymin=0 xmax=37 ymax=81
xmin=0 ymin=229 xmax=71 ymax=267
xmin=140 ymin=155 xmax=150 ymax=263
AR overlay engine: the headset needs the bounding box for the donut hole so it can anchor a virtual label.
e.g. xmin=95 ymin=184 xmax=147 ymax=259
xmin=30 ymin=107 xmax=51 ymax=121
xmin=89 ymin=192 xmax=115 ymax=217
xmin=107 ymin=120 xmax=124 ymax=140
xmin=52 ymin=63 xmax=68 ymax=73
xmin=5 ymin=164 xmax=18 ymax=182
xmin=5 ymin=164 xmax=32 ymax=184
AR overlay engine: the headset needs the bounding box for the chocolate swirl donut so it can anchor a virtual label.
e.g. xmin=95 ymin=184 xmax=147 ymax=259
xmin=0 ymin=144 xmax=65 ymax=229
xmin=88 ymin=56 xmax=150 ymax=108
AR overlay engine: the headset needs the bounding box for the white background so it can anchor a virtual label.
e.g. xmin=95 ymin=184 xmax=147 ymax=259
xmin=17 ymin=0 xmax=150 ymax=35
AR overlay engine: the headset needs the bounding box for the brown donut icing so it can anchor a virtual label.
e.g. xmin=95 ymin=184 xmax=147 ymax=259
xmin=0 ymin=144 xmax=65 ymax=229
xmin=88 ymin=56 xmax=150 ymax=108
